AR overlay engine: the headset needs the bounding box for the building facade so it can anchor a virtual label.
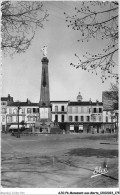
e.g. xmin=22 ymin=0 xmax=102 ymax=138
xmin=1 ymin=94 xmax=14 ymax=132
xmin=67 ymin=100 xmax=103 ymax=133
xmin=1 ymin=54 xmax=117 ymax=134
xmin=6 ymin=99 xmax=39 ymax=131
xmin=102 ymin=91 xmax=118 ymax=133
xmin=51 ymin=101 xmax=68 ymax=130
xmin=1 ymin=92 xmax=116 ymax=133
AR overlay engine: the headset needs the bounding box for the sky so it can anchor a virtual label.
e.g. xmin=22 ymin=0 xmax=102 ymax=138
xmin=2 ymin=1 xmax=118 ymax=103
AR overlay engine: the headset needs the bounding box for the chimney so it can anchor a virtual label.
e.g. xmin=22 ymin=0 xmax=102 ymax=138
xmin=8 ymin=94 xmax=10 ymax=101
xmin=27 ymin=98 xmax=31 ymax=104
xmin=96 ymin=99 xmax=99 ymax=105
xmin=89 ymin=98 xmax=92 ymax=103
xmin=7 ymin=94 xmax=13 ymax=103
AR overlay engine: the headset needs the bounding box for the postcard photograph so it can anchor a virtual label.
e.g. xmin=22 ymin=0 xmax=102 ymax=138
xmin=1 ymin=1 xmax=119 ymax=194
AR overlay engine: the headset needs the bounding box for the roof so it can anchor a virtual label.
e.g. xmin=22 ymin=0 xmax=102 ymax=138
xmin=68 ymin=101 xmax=103 ymax=106
xmin=8 ymin=102 xmax=39 ymax=107
xmin=1 ymin=97 xmax=9 ymax=101
xmin=50 ymin=101 xmax=68 ymax=103
xmin=9 ymin=125 xmax=23 ymax=129
xmin=6 ymin=100 xmax=103 ymax=107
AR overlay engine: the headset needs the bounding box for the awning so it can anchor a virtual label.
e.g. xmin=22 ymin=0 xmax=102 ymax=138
xmin=9 ymin=125 xmax=23 ymax=129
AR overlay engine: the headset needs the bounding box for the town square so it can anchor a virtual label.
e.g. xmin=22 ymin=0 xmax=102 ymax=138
xmin=1 ymin=1 xmax=119 ymax=193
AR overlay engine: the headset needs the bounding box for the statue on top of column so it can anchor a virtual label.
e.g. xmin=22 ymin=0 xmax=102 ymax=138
xmin=41 ymin=46 xmax=48 ymax=57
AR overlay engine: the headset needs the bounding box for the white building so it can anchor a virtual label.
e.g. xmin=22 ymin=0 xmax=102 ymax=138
xmin=1 ymin=92 xmax=116 ymax=133
xmin=1 ymin=94 xmax=13 ymax=132
xmin=67 ymin=97 xmax=103 ymax=133
xmin=51 ymin=101 xmax=68 ymax=122
xmin=6 ymin=99 xmax=39 ymax=131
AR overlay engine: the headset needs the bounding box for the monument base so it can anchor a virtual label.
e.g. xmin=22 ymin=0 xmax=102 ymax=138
xmin=35 ymin=118 xmax=53 ymax=133
xmin=35 ymin=119 xmax=62 ymax=134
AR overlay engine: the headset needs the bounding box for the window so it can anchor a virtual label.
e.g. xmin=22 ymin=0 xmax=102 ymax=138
xmin=99 ymin=108 xmax=102 ymax=113
xmin=75 ymin=116 xmax=78 ymax=122
xmin=33 ymin=108 xmax=35 ymax=113
xmin=70 ymin=125 xmax=74 ymax=131
xmin=2 ymin=116 xmax=5 ymax=122
xmin=72 ymin=107 xmax=76 ymax=113
xmin=61 ymin=106 xmax=64 ymax=112
xmin=33 ymin=108 xmax=39 ymax=113
xmin=84 ymin=107 xmax=88 ymax=113
xmin=22 ymin=108 xmax=25 ymax=113
xmin=78 ymin=107 xmax=81 ymax=113
xmin=68 ymin=106 xmax=72 ymax=113
xmin=81 ymin=116 xmax=84 ymax=121
xmin=27 ymin=108 xmax=31 ymax=114
xmin=55 ymin=106 xmax=58 ymax=112
xmin=9 ymin=108 xmax=12 ymax=114
xmin=86 ymin=116 xmax=90 ymax=122
xmin=33 ymin=116 xmax=36 ymax=121
xmin=69 ymin=116 xmax=72 ymax=122
xmin=99 ymin=115 xmax=102 ymax=122
xmin=55 ymin=115 xmax=58 ymax=122
xmin=72 ymin=106 xmax=78 ymax=113
xmin=91 ymin=115 xmax=96 ymax=122
xmin=106 ymin=116 xmax=108 ymax=122
xmin=7 ymin=116 xmax=12 ymax=123
xmin=1 ymin=102 xmax=6 ymax=105
xmin=87 ymin=107 xmax=89 ymax=113
xmin=2 ymin=108 xmax=6 ymax=114
xmin=79 ymin=125 xmax=83 ymax=131
xmin=61 ymin=115 xmax=64 ymax=122
xmin=81 ymin=107 xmax=84 ymax=113
xmin=27 ymin=116 xmax=31 ymax=121
xmin=93 ymin=108 xmax=96 ymax=113
xmin=13 ymin=109 xmax=17 ymax=114
xmin=76 ymin=107 xmax=78 ymax=113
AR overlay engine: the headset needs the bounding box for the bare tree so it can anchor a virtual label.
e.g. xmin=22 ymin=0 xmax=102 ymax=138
xmin=102 ymin=82 xmax=118 ymax=107
xmin=64 ymin=1 xmax=118 ymax=82
xmin=109 ymin=82 xmax=118 ymax=103
xmin=1 ymin=1 xmax=49 ymax=55
xmin=109 ymin=82 xmax=119 ymax=140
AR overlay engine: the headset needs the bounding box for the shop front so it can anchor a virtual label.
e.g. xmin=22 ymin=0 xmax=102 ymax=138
xmin=68 ymin=122 xmax=103 ymax=133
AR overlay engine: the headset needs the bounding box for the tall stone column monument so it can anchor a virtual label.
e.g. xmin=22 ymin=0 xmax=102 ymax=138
xmin=39 ymin=46 xmax=51 ymax=120
xmin=35 ymin=46 xmax=53 ymax=133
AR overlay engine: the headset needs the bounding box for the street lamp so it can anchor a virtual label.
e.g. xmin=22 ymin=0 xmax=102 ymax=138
xmin=115 ymin=111 xmax=119 ymax=140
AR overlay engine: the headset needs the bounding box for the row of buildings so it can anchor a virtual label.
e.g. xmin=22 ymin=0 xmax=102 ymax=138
xmin=1 ymin=92 xmax=118 ymax=133
xmin=1 ymin=56 xmax=118 ymax=134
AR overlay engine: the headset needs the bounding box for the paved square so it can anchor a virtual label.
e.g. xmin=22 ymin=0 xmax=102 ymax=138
xmin=1 ymin=133 xmax=118 ymax=188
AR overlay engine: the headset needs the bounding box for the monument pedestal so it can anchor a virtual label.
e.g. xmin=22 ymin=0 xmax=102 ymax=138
xmin=35 ymin=118 xmax=54 ymax=133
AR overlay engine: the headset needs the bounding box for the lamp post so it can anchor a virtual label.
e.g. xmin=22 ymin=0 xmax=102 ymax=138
xmin=115 ymin=112 xmax=118 ymax=141
xmin=16 ymin=106 xmax=21 ymax=138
